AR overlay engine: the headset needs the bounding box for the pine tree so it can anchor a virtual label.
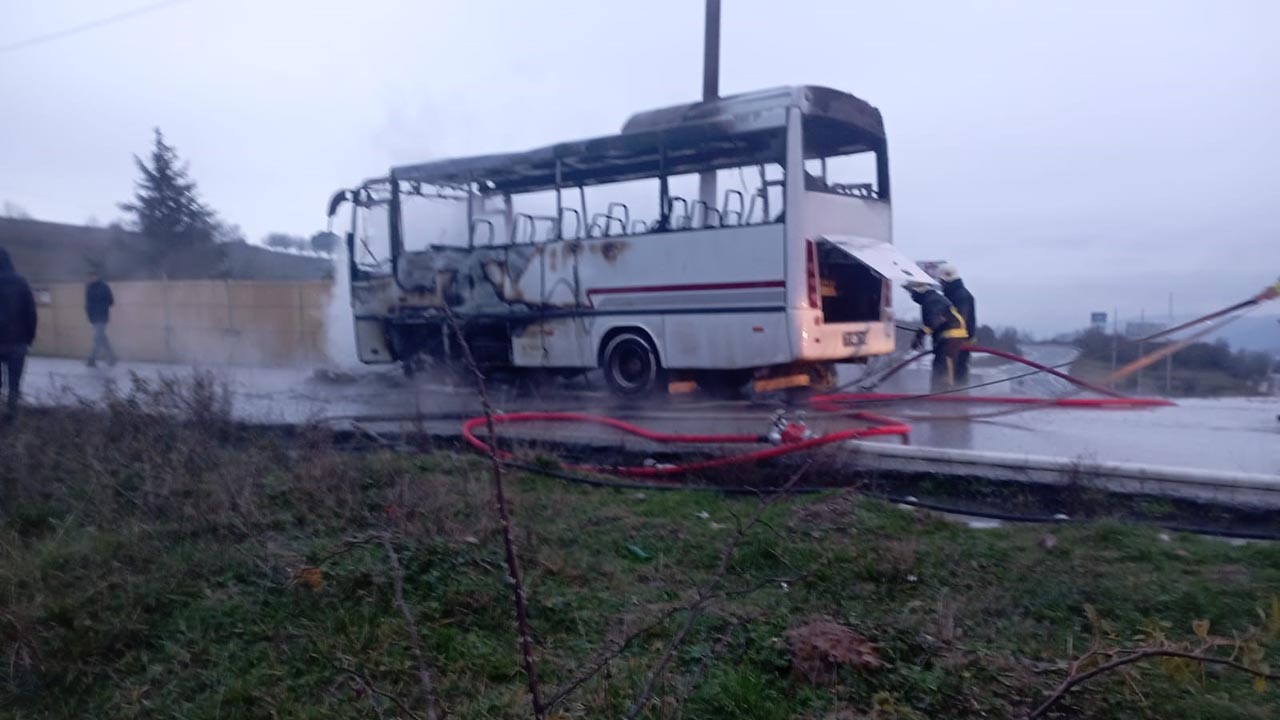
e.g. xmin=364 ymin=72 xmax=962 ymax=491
xmin=119 ymin=128 xmax=217 ymax=252
xmin=309 ymin=231 xmax=338 ymax=255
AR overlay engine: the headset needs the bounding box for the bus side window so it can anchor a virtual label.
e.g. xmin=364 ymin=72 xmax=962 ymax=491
xmin=661 ymin=166 xmax=783 ymax=229
xmin=400 ymin=189 xmax=470 ymax=250
xmin=509 ymin=189 xmax=558 ymax=242
xmin=581 ymin=177 xmax=661 ymax=237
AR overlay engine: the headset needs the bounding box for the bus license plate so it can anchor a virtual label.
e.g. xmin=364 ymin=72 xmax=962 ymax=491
xmin=842 ymin=330 xmax=867 ymax=347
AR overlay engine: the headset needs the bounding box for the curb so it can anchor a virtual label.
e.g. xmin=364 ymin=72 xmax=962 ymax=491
xmin=848 ymin=440 xmax=1280 ymax=509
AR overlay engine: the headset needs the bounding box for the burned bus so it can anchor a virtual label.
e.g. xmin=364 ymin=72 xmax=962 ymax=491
xmin=327 ymin=85 xmax=935 ymax=396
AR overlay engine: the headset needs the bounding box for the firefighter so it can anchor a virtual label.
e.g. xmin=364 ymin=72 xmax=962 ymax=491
xmin=906 ymin=281 xmax=969 ymax=392
xmin=936 ymin=264 xmax=976 ymax=383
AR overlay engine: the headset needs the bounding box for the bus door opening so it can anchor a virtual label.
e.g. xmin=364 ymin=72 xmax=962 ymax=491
xmin=816 ymin=235 xmax=935 ymax=324
xmin=816 ymin=242 xmax=882 ymax=323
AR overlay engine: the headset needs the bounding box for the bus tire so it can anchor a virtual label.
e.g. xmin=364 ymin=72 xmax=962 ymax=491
xmin=601 ymin=331 xmax=663 ymax=397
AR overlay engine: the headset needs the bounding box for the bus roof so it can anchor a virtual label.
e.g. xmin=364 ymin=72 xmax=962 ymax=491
xmin=391 ymin=85 xmax=884 ymax=194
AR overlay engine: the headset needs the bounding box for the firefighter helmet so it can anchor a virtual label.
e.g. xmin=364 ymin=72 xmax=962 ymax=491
xmin=936 ymin=263 xmax=961 ymax=282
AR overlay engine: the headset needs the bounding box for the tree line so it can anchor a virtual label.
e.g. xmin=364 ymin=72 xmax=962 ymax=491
xmin=1076 ymin=327 xmax=1274 ymax=395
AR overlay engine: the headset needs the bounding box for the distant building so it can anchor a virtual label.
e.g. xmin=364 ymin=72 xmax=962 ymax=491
xmin=0 ymin=217 xmax=332 ymax=283
xmin=1124 ymin=320 xmax=1165 ymax=339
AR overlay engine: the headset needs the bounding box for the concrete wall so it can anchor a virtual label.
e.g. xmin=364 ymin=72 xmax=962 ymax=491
xmin=30 ymin=280 xmax=332 ymax=367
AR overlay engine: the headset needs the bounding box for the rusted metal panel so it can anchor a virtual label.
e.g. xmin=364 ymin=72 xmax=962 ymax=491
xmin=622 ymin=86 xmax=883 ymax=140
xmin=392 ymin=86 xmax=879 ymax=195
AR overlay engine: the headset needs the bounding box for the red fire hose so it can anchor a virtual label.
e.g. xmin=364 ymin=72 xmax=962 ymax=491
xmin=810 ymin=392 xmax=1171 ymax=410
xmin=814 ymin=344 xmax=1174 ymax=419
xmin=857 ymin=344 xmax=1125 ymax=398
xmin=452 ymin=287 xmax=1280 ymax=477
xmin=963 ymin=346 xmax=1123 ymax=397
xmin=461 ymin=345 xmax=1176 ymax=477
xmin=462 ymin=411 xmax=912 ymax=478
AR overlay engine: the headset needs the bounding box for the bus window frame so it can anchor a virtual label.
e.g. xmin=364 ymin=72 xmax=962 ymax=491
xmin=386 ymin=126 xmax=791 ymax=268
xmin=800 ymin=115 xmax=891 ymax=202
xmin=349 ymin=185 xmax=394 ymax=273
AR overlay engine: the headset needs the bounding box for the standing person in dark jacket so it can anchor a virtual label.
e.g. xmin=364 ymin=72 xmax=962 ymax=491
xmin=907 ymin=281 xmax=969 ymax=392
xmin=85 ymin=271 xmax=117 ymax=367
xmin=0 ymin=247 xmax=38 ymax=420
xmin=936 ymin=264 xmax=976 ymax=384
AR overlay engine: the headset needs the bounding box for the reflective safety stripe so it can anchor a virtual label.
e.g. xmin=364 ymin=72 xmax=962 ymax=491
xmin=941 ymin=306 xmax=969 ymax=339
xmin=924 ymin=306 xmax=969 ymax=338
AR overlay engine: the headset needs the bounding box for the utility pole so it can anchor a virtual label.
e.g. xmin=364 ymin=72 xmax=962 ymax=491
xmin=1136 ymin=307 xmax=1145 ymax=393
xmin=1270 ymin=327 xmax=1279 ymax=395
xmin=1110 ymin=307 xmax=1118 ymax=379
xmin=698 ymin=0 xmax=721 ymax=210
xmin=1165 ymin=292 xmax=1173 ymax=395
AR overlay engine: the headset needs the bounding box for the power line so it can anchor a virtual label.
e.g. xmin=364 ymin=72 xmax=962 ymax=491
xmin=0 ymin=0 xmax=195 ymax=55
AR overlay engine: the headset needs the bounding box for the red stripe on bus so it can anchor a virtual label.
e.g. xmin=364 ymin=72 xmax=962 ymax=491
xmin=586 ymin=280 xmax=785 ymax=296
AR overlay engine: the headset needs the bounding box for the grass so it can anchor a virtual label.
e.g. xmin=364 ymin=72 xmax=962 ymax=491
xmin=2 ymin=373 xmax=1279 ymax=718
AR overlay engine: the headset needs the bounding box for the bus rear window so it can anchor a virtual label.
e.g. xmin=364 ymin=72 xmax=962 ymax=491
xmin=803 ymin=116 xmax=885 ymax=199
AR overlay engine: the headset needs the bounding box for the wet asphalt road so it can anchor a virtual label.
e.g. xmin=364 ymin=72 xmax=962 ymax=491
xmin=18 ymin=346 xmax=1280 ymax=478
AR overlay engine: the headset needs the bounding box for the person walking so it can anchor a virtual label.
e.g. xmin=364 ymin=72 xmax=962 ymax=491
xmin=0 ymin=247 xmax=38 ymax=420
xmin=85 ymin=271 xmax=117 ymax=367
xmin=906 ymin=281 xmax=969 ymax=392
xmin=936 ymin=264 xmax=976 ymax=384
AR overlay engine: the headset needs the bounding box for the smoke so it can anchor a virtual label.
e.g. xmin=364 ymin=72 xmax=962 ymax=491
xmin=325 ymin=237 xmax=359 ymax=367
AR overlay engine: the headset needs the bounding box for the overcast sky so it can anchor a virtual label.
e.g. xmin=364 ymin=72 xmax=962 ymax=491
xmin=2 ymin=0 xmax=1277 ymax=333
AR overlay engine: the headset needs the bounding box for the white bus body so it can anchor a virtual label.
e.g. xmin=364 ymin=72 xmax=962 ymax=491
xmin=329 ymin=86 xmax=935 ymax=395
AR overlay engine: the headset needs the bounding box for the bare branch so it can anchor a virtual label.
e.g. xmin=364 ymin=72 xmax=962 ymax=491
xmin=543 ymin=568 xmax=808 ymax=714
xmin=625 ymin=605 xmax=704 ymax=720
xmin=673 ymin=619 xmax=744 ymax=719
xmin=311 ymin=533 xmax=382 ymax=567
xmin=1027 ymin=648 xmax=1280 ymax=720
xmin=543 ymin=602 xmax=689 ymax=711
xmin=624 ymin=463 xmax=811 ymax=719
xmin=334 ymin=663 xmax=423 ymax=720
xmin=342 ymin=670 xmax=391 ymax=720
xmin=443 ymin=305 xmax=545 ymax=718
xmin=717 ymin=571 xmax=812 ymax=600
xmin=381 ymin=534 xmax=441 ymax=720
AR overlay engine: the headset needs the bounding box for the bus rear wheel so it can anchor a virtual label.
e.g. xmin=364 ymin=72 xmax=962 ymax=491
xmin=601 ymin=332 xmax=663 ymax=397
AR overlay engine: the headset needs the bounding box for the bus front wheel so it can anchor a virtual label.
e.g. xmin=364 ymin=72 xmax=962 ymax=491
xmin=601 ymin=332 xmax=663 ymax=397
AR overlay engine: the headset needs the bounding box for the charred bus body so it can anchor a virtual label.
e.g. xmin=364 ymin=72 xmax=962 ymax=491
xmin=328 ymin=86 xmax=935 ymax=396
